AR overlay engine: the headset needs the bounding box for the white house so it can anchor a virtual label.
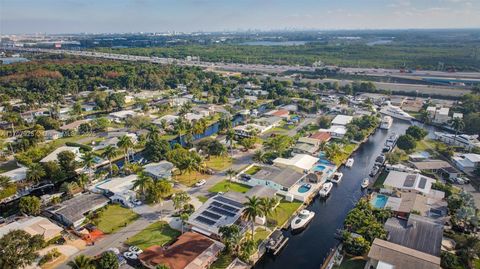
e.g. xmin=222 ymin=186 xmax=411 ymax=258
xmin=94 ymin=174 xmax=138 ymax=208
xmin=40 ymin=146 xmax=82 ymax=163
xmin=319 ymin=125 xmax=348 ymax=138
xmin=331 ymin=115 xmax=353 ymax=126
xmin=434 ymin=132 xmax=480 ymax=151
xmin=452 ymin=153 xmax=480 ymax=173
xmin=383 ymin=171 xmax=436 ymax=195
xmin=243 ymin=166 xmax=306 ymax=198
xmin=108 ymin=110 xmax=139 ymax=122
xmin=143 ymin=161 xmax=174 ymax=180
xmin=273 ymin=154 xmax=319 ymax=173
xmin=434 ymin=107 xmax=450 ymax=124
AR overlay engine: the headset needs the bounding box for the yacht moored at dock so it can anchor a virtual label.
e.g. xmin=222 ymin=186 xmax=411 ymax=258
xmin=290 ymin=210 xmax=315 ymax=231
xmin=330 ymin=172 xmax=343 ymax=183
xmin=380 ymin=115 xmax=393 ymax=130
xmin=345 ymin=158 xmax=354 ymax=168
xmin=361 ymin=178 xmax=370 ymax=188
xmin=319 ymin=182 xmax=333 ymax=197
xmin=380 ymin=102 xmax=414 ymax=121
xmin=266 ymin=229 xmax=289 ymax=255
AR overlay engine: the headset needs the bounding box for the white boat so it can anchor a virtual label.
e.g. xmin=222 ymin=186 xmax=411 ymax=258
xmin=319 ymin=182 xmax=334 ymax=197
xmin=290 ymin=209 xmax=315 ymax=231
xmin=345 ymin=158 xmax=354 ymax=168
xmin=330 ymin=172 xmax=343 ymax=183
xmin=380 ymin=102 xmax=413 ymax=121
xmin=380 ymin=116 xmax=393 ymax=130
xmin=361 ymin=178 xmax=369 ymax=188
xmin=369 ymin=166 xmax=380 ymax=177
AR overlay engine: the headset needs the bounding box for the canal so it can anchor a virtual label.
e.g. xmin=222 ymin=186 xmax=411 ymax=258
xmin=255 ymin=119 xmax=411 ymax=269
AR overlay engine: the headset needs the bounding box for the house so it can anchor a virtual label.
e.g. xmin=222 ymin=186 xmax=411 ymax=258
xmin=1 ymin=166 xmax=27 ymax=182
xmin=293 ymin=137 xmax=320 ymax=155
xmin=234 ymin=123 xmax=269 ymax=137
xmin=143 ymin=161 xmax=174 ymax=180
xmin=0 ymin=216 xmax=63 ymax=241
xmin=452 ymin=153 xmax=480 ymax=173
xmin=154 ymin=114 xmax=179 ymax=125
xmin=60 ymin=119 xmax=91 ymax=133
xmin=108 ymin=110 xmax=138 ymax=122
xmin=169 ymin=97 xmax=190 ymax=107
xmin=273 ymin=154 xmax=319 ymax=173
xmin=94 ymin=133 xmax=137 ymax=150
xmin=40 ymin=146 xmax=82 ymax=163
xmin=384 ymin=214 xmax=443 ymax=256
xmin=318 ymin=125 xmax=347 ymax=138
xmin=265 ymin=109 xmax=290 ymax=119
xmin=254 ymin=116 xmax=283 ymax=129
xmin=366 ymin=238 xmax=441 ymax=269
xmin=383 ymin=171 xmax=436 ymax=195
xmin=434 ymin=107 xmax=450 ymax=124
xmin=331 ymin=115 xmax=353 ymax=126
xmin=309 ymin=131 xmax=331 ymax=143
xmin=184 ymin=112 xmax=205 ymax=122
xmin=412 ymin=160 xmax=459 ymax=180
xmin=402 ymin=98 xmax=424 ymax=112
xmin=434 ymin=132 xmax=480 ymax=150
xmin=243 ymin=166 xmax=306 ymax=197
xmin=186 ymin=193 xmax=246 ymax=239
xmin=21 ymin=108 xmax=50 ymax=123
xmin=45 ymin=193 xmax=109 ymax=228
xmin=94 ymin=174 xmax=138 ymax=208
xmin=139 ymin=232 xmax=224 ymax=269
xmin=394 ymin=191 xmax=447 ymax=220
xmin=44 ymin=130 xmax=63 ymax=141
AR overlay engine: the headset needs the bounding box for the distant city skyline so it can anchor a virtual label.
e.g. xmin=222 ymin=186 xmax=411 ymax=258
xmin=1 ymin=0 xmax=479 ymax=34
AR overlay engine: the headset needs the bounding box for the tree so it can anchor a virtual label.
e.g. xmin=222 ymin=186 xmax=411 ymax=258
xmin=172 ymin=191 xmax=190 ymax=212
xmin=397 ymin=135 xmax=417 ymax=152
xmin=146 ymin=180 xmax=172 ymax=204
xmin=76 ymin=173 xmax=90 ymax=190
xmin=101 ymin=145 xmax=118 ymax=174
xmin=67 ymin=255 xmax=95 ymax=269
xmin=97 ymin=251 xmax=119 ymax=269
xmin=26 ymin=163 xmax=46 ymax=183
xmin=42 ymin=161 xmax=66 ymax=183
xmin=0 ymin=230 xmax=44 ymax=269
xmin=242 ymin=196 xmax=263 ymax=238
xmin=155 ymin=264 xmax=170 ymax=269
xmin=197 ymin=138 xmax=226 ymax=158
xmin=219 ymin=224 xmax=242 ymax=256
xmin=450 ymin=117 xmax=465 ymax=141
xmin=441 ymin=252 xmax=462 ymax=269
xmin=226 ymin=128 xmax=236 ymax=156
xmin=238 ymin=137 xmax=256 ymax=151
xmin=58 ymin=150 xmax=78 ymax=179
xmin=260 ymin=197 xmax=278 ymax=221
xmin=263 ymin=135 xmax=294 ymax=154
xmin=342 ymin=232 xmax=370 ymax=256
xmin=19 ymin=196 xmax=41 ymax=215
xmin=405 ymin=126 xmax=428 ymax=141
xmin=317 ymin=116 xmax=331 ymax=128
xmin=457 ymin=235 xmax=480 ymax=268
xmin=325 ymin=143 xmax=342 ymax=162
xmin=81 ymin=151 xmax=96 ymax=176
xmin=117 ymin=135 xmax=134 ymax=164
xmin=144 ymin=138 xmax=171 ymax=162
xmin=180 ymin=212 xmax=190 ymax=234
xmin=133 ymin=172 xmax=154 ymax=197
xmin=226 ymin=168 xmax=237 ymax=182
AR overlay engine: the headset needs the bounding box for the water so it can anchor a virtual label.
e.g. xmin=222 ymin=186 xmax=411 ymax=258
xmin=254 ymin=119 xmax=411 ymax=269
xmin=0 ymin=57 xmax=29 ymax=64
xmin=240 ymin=41 xmax=308 ymax=46
xmin=372 ymin=194 xmax=388 ymax=208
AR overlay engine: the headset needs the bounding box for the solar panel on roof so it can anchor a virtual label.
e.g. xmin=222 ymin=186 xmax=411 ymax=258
xmin=213 ymin=196 xmax=244 ymax=208
xmin=201 ymin=211 xmax=222 ymax=220
xmin=418 ymin=177 xmax=427 ymax=189
xmin=211 ymin=201 xmax=239 ymax=213
xmin=195 ymin=216 xmax=216 ymax=226
xmin=210 ymin=206 xmax=237 ymax=217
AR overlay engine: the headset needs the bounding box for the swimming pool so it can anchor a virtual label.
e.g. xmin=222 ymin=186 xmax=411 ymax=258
xmin=313 ymin=165 xmax=327 ymax=172
xmin=372 ymin=194 xmax=388 ymax=208
xmin=298 ymin=184 xmax=311 ymax=193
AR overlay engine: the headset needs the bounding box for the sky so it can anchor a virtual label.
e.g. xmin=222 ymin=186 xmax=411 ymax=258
xmin=1 ymin=0 xmax=479 ymax=34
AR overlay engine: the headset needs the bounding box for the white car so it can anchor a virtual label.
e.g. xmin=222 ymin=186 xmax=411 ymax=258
xmin=123 ymin=252 xmax=138 ymax=260
xmin=195 ymin=179 xmax=206 ymax=187
xmin=129 ymin=246 xmax=143 ymax=255
xmin=131 ymin=199 xmax=142 ymax=206
xmin=107 ymin=248 xmax=120 ymax=255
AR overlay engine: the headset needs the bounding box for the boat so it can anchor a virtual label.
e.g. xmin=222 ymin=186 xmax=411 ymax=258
xmin=369 ymin=166 xmax=380 ymax=177
xmin=380 ymin=116 xmax=393 ymax=130
xmin=290 ymin=209 xmax=315 ymax=231
xmin=345 ymin=158 xmax=354 ymax=168
xmin=266 ymin=229 xmax=289 ymax=255
xmin=379 ymin=102 xmax=414 ymax=121
xmin=330 ymin=172 xmax=343 ymax=183
xmin=361 ymin=178 xmax=369 ymax=188
xmin=319 ymin=182 xmax=334 ymax=197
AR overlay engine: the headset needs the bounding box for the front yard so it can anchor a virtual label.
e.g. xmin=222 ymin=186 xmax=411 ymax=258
xmin=333 ymin=257 xmax=366 ymax=269
xmin=92 ymin=204 xmax=139 ymax=234
xmin=205 ymin=156 xmax=233 ymax=171
xmin=208 ymin=180 xmax=251 ymax=194
xmin=126 ymin=221 xmax=180 ymax=250
xmin=267 ymin=200 xmax=303 ymax=228
xmin=210 ymin=252 xmax=234 ymax=269
xmin=174 ymin=171 xmax=206 ymax=186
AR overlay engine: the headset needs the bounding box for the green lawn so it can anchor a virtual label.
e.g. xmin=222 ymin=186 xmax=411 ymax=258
xmin=253 ymin=228 xmax=271 ymax=246
xmin=94 ymin=205 xmax=139 ymax=234
xmin=245 ymin=165 xmax=261 ymax=175
xmin=175 ymin=171 xmax=205 ymax=186
xmin=268 ymin=200 xmax=303 ymax=228
xmin=0 ymin=160 xmax=19 ymax=173
xmin=210 ymin=252 xmax=234 ymax=269
xmin=205 ymin=156 xmax=233 ymax=171
xmin=333 ymin=258 xmax=366 ymax=269
xmin=329 ymin=143 xmax=358 ymax=166
xmin=373 ymin=171 xmax=389 ymax=189
xmin=197 ymin=195 xmax=209 ymax=203
xmin=126 ymin=221 xmax=181 ymax=250
xmin=208 ymin=180 xmax=251 ymax=194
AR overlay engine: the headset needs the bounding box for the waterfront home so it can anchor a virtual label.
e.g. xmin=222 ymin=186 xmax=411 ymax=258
xmin=40 ymin=146 xmax=82 ymax=163
xmin=434 ymin=132 xmax=480 ymax=150
xmin=265 ymin=109 xmax=290 ymax=119
xmin=184 ymin=112 xmax=205 ymax=122
xmin=452 ymin=153 xmax=480 ymax=173
xmin=108 ymin=109 xmax=139 ymax=123
xmin=254 ymin=116 xmax=283 ymax=129
xmin=293 ymin=137 xmax=320 ymax=155
xmin=21 ymin=108 xmax=50 ymax=123
xmin=95 ymin=132 xmax=138 ymax=150
xmin=331 ymin=115 xmax=353 ymax=126
xmin=318 ymin=125 xmax=347 ymax=138
xmin=234 ymin=123 xmax=270 ymax=137
xmin=309 ymin=131 xmax=331 ymax=143
xmin=382 ymin=171 xmax=435 ymax=195
xmin=366 ymin=238 xmax=441 ymax=269
xmin=154 ymin=114 xmax=179 ymax=126
xmin=412 ymin=160 xmax=459 ymax=180
xmin=427 ymin=106 xmax=450 ymax=124
xmin=1 ymin=165 xmax=27 ymax=182
xmin=0 ymin=216 xmax=63 ymax=241
xmin=384 ymin=163 xmax=420 ymax=174
xmin=384 ymin=214 xmax=443 ymax=256
xmin=273 ymin=154 xmax=319 ymax=173
xmin=139 ymin=231 xmax=224 ymax=269
xmin=143 ymin=161 xmax=174 ymax=180
xmin=186 ymin=193 xmax=246 ymax=239
xmin=169 ymin=97 xmax=190 ymax=107
xmin=59 ymin=119 xmax=91 ymax=133
xmin=44 ymin=129 xmax=63 ymax=141
xmin=45 ymin=193 xmax=109 ymax=228
xmin=93 ymin=174 xmax=138 ymax=207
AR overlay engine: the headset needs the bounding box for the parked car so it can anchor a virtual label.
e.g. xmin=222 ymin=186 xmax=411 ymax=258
xmin=123 ymin=252 xmax=138 ymax=260
xmin=129 ymin=246 xmax=143 ymax=255
xmin=457 ymin=177 xmax=470 ymax=184
xmin=455 ymin=178 xmax=466 ymax=185
xmin=195 ymin=179 xmax=207 ymax=187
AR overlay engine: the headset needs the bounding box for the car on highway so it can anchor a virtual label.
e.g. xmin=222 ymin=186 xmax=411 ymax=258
xmin=195 ymin=179 xmax=207 ymax=187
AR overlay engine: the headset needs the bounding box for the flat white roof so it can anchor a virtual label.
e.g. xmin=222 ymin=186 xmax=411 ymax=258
xmin=1 ymin=166 xmax=27 ymax=182
xmin=273 ymin=154 xmax=319 ymax=171
xmin=331 ymin=115 xmax=353 ymax=125
xmin=383 ymin=171 xmax=435 ymax=195
xmin=40 ymin=146 xmax=81 ymax=163
xmin=95 ymin=174 xmax=137 ymax=194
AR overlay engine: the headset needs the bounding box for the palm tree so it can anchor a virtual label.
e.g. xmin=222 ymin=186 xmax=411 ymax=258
xmin=27 ymin=163 xmax=45 ymax=183
xmin=180 ymin=212 xmax=190 ymax=234
xmin=81 ymin=151 xmax=95 ymax=177
xmin=158 ymin=119 xmax=168 ymax=131
xmin=319 ymin=141 xmax=327 ymax=151
xmin=219 ymin=224 xmax=242 ymax=256
xmin=67 ymin=255 xmax=94 ymax=269
xmin=133 ymin=172 xmax=154 ymax=197
xmin=457 ymin=235 xmax=480 ymax=268
xmin=226 ymin=128 xmax=235 ymax=157
xmin=325 ymin=143 xmax=342 ymax=162
xmin=101 ymin=145 xmax=118 ymax=174
xmin=226 ymin=168 xmax=236 ymax=182
xmin=450 ymin=117 xmax=465 ymax=141
xmin=261 ymin=197 xmax=279 ymax=221
xmin=117 ymin=135 xmax=134 ymax=164
xmin=253 ymin=150 xmax=266 ymax=163
xmin=146 ymin=125 xmax=161 ymax=141
xmin=76 ymin=173 xmax=90 ymax=190
xmin=173 ymin=117 xmax=186 ymax=144
xmin=242 ymin=196 xmax=264 ymax=239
